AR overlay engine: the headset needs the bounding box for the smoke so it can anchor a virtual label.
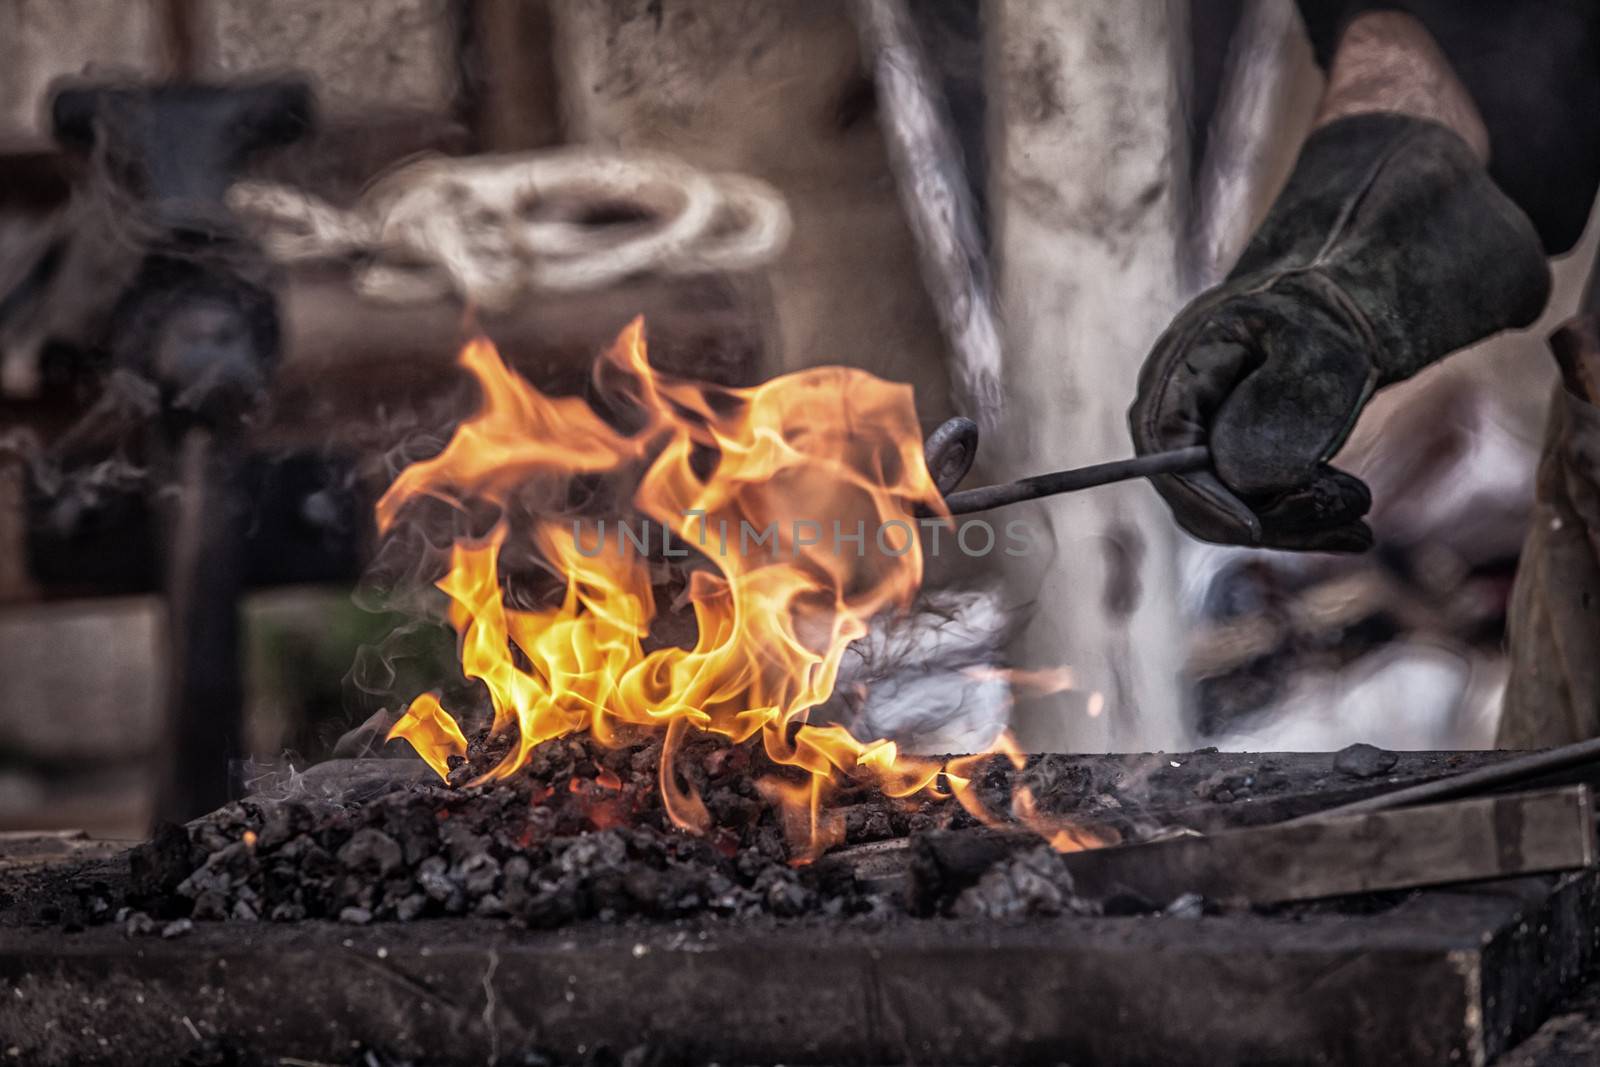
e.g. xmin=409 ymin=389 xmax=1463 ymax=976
xmin=231 ymin=751 xmax=436 ymax=805
xmin=338 ymin=519 xmax=482 ymax=761
xmin=822 ymin=585 xmax=1014 ymax=753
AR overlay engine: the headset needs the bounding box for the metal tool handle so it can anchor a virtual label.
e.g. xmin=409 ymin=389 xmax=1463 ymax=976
xmin=933 ymin=444 xmax=1211 ymax=516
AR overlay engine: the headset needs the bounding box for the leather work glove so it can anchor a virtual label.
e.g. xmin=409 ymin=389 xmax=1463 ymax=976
xmin=1130 ymin=113 xmax=1551 ymax=551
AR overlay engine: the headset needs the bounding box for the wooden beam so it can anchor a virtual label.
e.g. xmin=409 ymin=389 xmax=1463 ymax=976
xmin=1063 ymin=785 xmax=1596 ymax=906
xmin=851 ymin=0 xmax=1001 ymax=426
xmin=462 ymin=0 xmax=564 ymax=151
xmin=6 ymin=868 xmax=1600 ymax=1063
xmin=876 ymin=786 xmax=1596 ymax=911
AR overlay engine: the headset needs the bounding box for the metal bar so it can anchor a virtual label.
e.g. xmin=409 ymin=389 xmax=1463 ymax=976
xmin=154 ymin=429 xmax=247 ymax=824
xmin=1306 ymin=737 xmax=1600 ymax=821
xmin=937 ymin=444 xmax=1211 ymax=515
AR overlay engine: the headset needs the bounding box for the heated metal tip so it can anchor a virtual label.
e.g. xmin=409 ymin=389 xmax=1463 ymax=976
xmin=922 ymin=416 xmax=979 ymax=496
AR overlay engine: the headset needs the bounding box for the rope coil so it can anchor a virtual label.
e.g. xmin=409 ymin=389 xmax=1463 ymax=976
xmin=229 ymin=148 xmax=793 ymax=310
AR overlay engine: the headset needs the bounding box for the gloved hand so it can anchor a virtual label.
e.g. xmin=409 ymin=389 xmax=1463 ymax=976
xmin=1130 ymin=113 xmax=1551 ymax=551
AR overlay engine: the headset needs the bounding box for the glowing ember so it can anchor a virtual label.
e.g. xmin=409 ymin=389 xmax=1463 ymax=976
xmin=381 ymin=318 xmax=1104 ymax=858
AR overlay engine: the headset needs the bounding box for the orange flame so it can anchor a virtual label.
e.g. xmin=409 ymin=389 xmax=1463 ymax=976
xmin=388 ymin=692 xmax=468 ymax=779
xmin=381 ymin=319 xmax=1105 ymax=858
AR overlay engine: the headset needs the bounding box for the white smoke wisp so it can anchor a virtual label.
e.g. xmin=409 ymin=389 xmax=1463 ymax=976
xmin=825 ymin=586 xmax=1016 ymax=754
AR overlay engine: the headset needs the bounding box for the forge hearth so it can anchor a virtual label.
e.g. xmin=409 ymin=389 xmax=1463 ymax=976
xmin=5 ymin=748 xmax=1599 ymax=1066
xmin=8 ymin=892 xmax=1597 ymax=1067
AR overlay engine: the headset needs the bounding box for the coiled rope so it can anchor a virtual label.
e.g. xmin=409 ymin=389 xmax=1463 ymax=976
xmin=228 ymin=148 xmax=792 ymax=310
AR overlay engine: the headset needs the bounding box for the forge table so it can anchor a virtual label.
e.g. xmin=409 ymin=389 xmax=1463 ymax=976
xmin=4 ymin=750 xmax=1600 ymax=1066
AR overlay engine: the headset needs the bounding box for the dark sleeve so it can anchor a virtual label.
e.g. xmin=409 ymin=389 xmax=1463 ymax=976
xmin=1294 ymin=0 xmax=1600 ymax=255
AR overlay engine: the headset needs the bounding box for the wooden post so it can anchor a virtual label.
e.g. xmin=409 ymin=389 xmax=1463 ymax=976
xmin=461 ymin=0 xmax=564 ymax=151
xmin=983 ymin=1 xmax=1192 ymax=752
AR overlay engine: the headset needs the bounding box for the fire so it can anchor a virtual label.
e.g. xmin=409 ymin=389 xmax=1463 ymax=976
xmin=381 ymin=319 xmax=1105 ymax=858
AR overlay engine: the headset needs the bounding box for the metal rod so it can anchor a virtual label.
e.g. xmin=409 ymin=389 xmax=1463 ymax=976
xmin=1297 ymin=736 xmax=1600 ymax=823
xmin=936 ymin=445 xmax=1212 ymax=515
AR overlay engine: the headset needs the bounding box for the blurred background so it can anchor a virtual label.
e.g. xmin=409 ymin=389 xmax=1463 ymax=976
xmin=0 ymin=0 xmax=1593 ymax=837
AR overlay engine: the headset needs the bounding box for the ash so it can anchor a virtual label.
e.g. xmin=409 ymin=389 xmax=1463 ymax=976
xmin=951 ymin=845 xmax=1097 ymax=920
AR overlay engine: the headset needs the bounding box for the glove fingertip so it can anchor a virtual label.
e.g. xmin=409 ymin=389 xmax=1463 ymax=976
xmin=1154 ymin=470 xmax=1263 ymax=547
xmin=1313 ymin=521 xmax=1375 ymax=554
xmin=1258 ymin=519 xmax=1372 ymax=553
xmin=1345 ymin=525 xmax=1375 ymax=552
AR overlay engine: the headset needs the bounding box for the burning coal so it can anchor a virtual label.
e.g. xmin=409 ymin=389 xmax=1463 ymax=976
xmin=380 ymin=320 xmax=1102 ymax=857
